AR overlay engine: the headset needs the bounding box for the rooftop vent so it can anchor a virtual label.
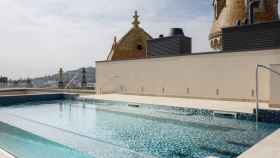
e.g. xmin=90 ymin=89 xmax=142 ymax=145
xmin=169 ymin=28 xmax=185 ymax=36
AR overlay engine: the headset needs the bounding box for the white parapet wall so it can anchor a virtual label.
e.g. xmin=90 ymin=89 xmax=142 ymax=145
xmin=96 ymin=48 xmax=280 ymax=103
xmin=270 ymin=64 xmax=280 ymax=107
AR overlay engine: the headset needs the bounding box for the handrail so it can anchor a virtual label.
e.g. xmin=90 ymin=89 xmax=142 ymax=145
xmin=65 ymin=72 xmax=80 ymax=89
xmin=256 ymin=64 xmax=280 ymax=124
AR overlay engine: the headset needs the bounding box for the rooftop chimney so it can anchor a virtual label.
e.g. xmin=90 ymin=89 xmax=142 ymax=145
xmin=169 ymin=28 xmax=185 ymax=36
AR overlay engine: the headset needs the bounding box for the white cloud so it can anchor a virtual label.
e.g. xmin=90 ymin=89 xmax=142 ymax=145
xmin=0 ymin=0 xmax=212 ymax=79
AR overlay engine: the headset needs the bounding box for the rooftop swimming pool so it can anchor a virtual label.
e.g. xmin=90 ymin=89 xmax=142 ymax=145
xmin=0 ymin=99 xmax=279 ymax=158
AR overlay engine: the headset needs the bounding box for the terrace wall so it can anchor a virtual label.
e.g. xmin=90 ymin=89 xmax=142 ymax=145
xmin=96 ymin=48 xmax=280 ymax=104
xmin=270 ymin=64 xmax=280 ymax=107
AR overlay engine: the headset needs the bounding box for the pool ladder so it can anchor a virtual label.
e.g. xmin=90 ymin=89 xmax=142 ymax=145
xmin=255 ymin=65 xmax=280 ymax=124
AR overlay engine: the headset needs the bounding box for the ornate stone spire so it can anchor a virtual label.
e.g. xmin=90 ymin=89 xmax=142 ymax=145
xmin=114 ymin=36 xmax=117 ymax=45
xmin=132 ymin=10 xmax=140 ymax=28
xmin=209 ymin=0 xmax=279 ymax=50
xmin=81 ymin=67 xmax=87 ymax=89
xmin=112 ymin=36 xmax=118 ymax=50
xmin=58 ymin=68 xmax=64 ymax=89
xmin=106 ymin=10 xmax=152 ymax=61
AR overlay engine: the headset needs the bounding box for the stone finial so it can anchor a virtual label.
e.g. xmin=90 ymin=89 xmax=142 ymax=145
xmin=113 ymin=36 xmax=117 ymax=47
xmin=81 ymin=67 xmax=87 ymax=89
xmin=58 ymin=68 xmax=64 ymax=89
xmin=132 ymin=10 xmax=140 ymax=28
xmin=112 ymin=36 xmax=118 ymax=50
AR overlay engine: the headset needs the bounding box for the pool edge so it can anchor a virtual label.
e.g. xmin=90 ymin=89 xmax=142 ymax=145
xmin=237 ymin=128 xmax=280 ymax=158
xmin=0 ymin=148 xmax=16 ymax=158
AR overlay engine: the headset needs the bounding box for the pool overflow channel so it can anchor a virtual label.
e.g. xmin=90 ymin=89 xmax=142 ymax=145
xmin=84 ymin=99 xmax=264 ymax=122
xmin=128 ymin=102 xmax=238 ymax=119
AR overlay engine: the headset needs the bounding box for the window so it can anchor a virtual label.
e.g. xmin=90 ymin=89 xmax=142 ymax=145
xmin=137 ymin=45 xmax=143 ymax=50
xmin=213 ymin=0 xmax=226 ymax=19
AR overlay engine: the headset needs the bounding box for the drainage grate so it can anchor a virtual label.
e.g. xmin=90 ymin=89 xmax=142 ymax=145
xmin=128 ymin=104 xmax=140 ymax=108
xmin=213 ymin=111 xmax=237 ymax=119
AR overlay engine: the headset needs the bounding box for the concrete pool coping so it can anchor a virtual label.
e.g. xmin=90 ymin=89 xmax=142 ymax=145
xmin=79 ymin=94 xmax=280 ymax=114
xmin=237 ymin=129 xmax=280 ymax=158
xmin=0 ymin=148 xmax=15 ymax=158
xmin=0 ymin=90 xmax=79 ymax=106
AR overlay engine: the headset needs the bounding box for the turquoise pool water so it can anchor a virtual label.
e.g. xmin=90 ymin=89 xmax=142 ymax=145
xmin=0 ymin=100 xmax=279 ymax=158
xmin=0 ymin=122 xmax=93 ymax=158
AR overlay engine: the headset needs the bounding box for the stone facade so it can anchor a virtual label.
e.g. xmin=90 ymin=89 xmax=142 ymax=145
xmin=209 ymin=0 xmax=279 ymax=50
xmin=107 ymin=11 xmax=152 ymax=61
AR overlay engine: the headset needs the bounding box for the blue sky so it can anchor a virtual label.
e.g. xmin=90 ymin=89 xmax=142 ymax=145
xmin=0 ymin=0 xmax=278 ymax=79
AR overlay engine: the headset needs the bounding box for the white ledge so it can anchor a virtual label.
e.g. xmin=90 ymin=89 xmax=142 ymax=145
xmin=238 ymin=129 xmax=280 ymax=158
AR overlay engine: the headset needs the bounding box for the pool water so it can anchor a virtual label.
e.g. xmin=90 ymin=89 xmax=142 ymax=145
xmin=0 ymin=122 xmax=93 ymax=158
xmin=0 ymin=100 xmax=279 ymax=158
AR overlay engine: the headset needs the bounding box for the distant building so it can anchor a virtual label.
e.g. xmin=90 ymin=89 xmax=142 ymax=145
xmin=209 ymin=0 xmax=279 ymax=50
xmin=87 ymin=83 xmax=96 ymax=90
xmin=13 ymin=80 xmax=19 ymax=87
xmin=26 ymin=78 xmax=33 ymax=88
xmin=107 ymin=11 xmax=192 ymax=61
xmin=97 ymin=2 xmax=280 ymax=108
xmin=0 ymin=76 xmax=8 ymax=88
xmin=107 ymin=11 xmax=152 ymax=61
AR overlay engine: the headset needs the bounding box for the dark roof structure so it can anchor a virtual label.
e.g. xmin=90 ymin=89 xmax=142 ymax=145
xmin=222 ymin=20 xmax=280 ymax=52
xmin=147 ymin=28 xmax=192 ymax=57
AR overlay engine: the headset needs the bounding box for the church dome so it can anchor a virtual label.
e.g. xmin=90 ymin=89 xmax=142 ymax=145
xmin=107 ymin=11 xmax=152 ymax=61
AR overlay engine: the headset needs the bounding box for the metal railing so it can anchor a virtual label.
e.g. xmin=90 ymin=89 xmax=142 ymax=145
xmin=65 ymin=72 xmax=81 ymax=89
xmin=256 ymin=64 xmax=280 ymax=124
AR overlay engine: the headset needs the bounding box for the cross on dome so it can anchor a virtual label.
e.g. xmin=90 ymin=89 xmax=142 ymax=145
xmin=132 ymin=10 xmax=140 ymax=28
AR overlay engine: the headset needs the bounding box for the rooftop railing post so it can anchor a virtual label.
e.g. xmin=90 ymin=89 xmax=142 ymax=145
xmin=256 ymin=64 xmax=260 ymax=125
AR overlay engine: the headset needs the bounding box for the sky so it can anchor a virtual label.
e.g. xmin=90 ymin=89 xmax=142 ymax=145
xmin=0 ymin=0 xmax=279 ymax=79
